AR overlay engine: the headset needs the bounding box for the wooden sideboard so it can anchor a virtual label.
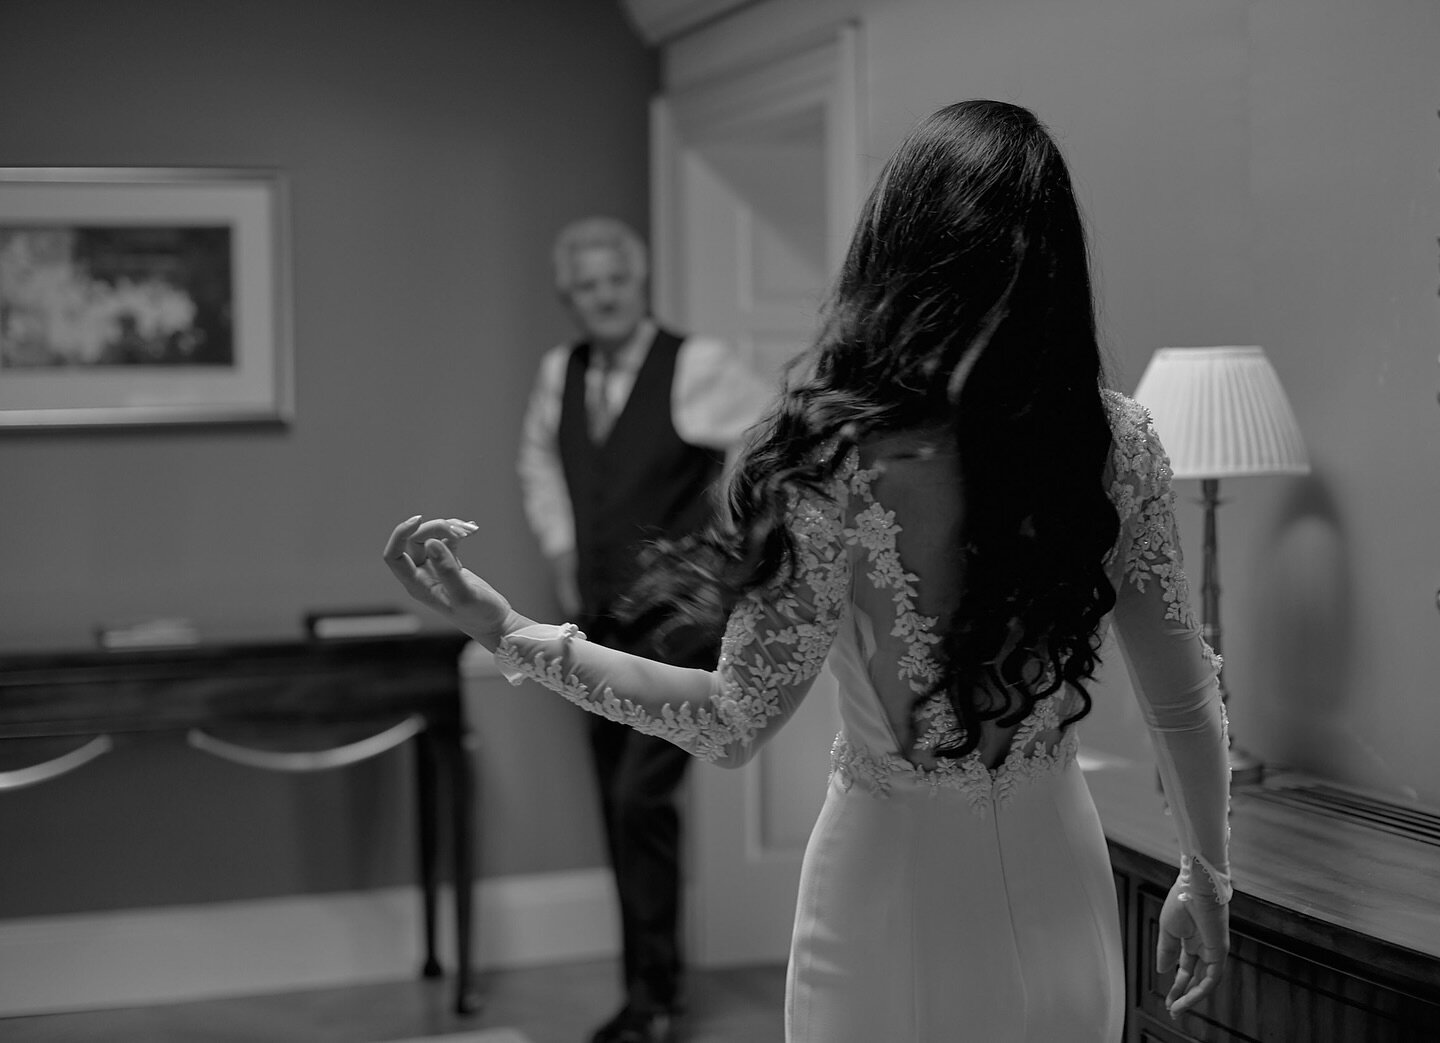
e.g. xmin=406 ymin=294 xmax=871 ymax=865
xmin=0 ymin=632 xmax=481 ymax=1015
xmin=1090 ymin=762 xmax=1440 ymax=1042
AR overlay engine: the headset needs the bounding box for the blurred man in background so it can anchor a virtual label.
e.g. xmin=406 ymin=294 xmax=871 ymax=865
xmin=517 ymin=216 xmax=770 ymax=1043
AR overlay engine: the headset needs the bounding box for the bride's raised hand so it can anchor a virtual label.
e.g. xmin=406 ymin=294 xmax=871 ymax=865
xmin=384 ymin=515 xmax=518 ymax=648
xmin=393 ymin=516 xmax=478 ymax=566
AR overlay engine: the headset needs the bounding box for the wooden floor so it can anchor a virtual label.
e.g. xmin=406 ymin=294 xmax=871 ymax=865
xmin=0 ymin=958 xmax=787 ymax=1043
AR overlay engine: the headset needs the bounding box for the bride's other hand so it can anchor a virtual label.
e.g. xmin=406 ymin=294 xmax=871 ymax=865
xmin=1156 ymin=879 xmax=1229 ymax=1019
xmin=384 ymin=515 xmax=517 ymax=649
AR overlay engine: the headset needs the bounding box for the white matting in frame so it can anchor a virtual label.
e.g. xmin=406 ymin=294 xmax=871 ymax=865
xmin=0 ymin=167 xmax=293 ymax=428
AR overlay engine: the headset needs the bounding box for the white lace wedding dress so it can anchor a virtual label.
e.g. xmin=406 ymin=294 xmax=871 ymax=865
xmin=496 ymin=390 xmax=1232 ymax=1042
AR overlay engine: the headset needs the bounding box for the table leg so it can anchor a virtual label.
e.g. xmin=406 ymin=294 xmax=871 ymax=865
xmin=414 ymin=731 xmax=442 ymax=979
xmin=437 ymin=724 xmax=482 ymax=1015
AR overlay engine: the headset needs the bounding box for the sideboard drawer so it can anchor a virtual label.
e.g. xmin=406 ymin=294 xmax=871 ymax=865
xmin=1135 ymin=885 xmax=1440 ymax=1042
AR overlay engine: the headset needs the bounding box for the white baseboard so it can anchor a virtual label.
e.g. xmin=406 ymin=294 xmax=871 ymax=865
xmin=0 ymin=868 xmax=618 ymax=1017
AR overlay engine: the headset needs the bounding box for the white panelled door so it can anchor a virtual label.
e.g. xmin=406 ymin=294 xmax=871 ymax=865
xmin=652 ymin=25 xmax=862 ymax=967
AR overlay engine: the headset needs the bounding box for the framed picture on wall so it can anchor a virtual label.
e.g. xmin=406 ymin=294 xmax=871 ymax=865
xmin=0 ymin=167 xmax=292 ymax=428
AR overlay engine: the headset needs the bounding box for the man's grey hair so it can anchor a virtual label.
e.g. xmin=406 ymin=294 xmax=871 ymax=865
xmin=552 ymin=216 xmax=649 ymax=293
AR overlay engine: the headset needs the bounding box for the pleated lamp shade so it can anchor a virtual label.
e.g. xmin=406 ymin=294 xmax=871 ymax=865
xmin=1132 ymin=346 xmax=1310 ymax=479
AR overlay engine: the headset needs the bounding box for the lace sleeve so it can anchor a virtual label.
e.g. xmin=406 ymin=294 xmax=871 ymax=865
xmin=1105 ymin=392 xmax=1233 ymax=905
xmin=494 ymin=472 xmax=852 ymax=768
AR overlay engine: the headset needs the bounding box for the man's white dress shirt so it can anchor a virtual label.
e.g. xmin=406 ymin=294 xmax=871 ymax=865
xmin=517 ymin=319 xmax=774 ymax=559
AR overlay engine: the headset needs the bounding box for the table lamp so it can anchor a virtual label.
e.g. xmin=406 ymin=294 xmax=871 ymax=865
xmin=1132 ymin=346 xmax=1310 ymax=784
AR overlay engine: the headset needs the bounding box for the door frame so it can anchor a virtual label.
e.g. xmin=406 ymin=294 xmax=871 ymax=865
xmin=649 ymin=22 xmax=865 ymax=968
xmin=651 ymin=21 xmax=863 ymax=330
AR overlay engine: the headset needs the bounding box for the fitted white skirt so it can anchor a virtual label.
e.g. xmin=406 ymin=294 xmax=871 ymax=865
xmin=785 ymin=760 xmax=1124 ymax=1042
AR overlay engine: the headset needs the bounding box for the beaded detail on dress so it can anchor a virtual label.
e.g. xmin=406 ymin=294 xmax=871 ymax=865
xmin=843 ymin=460 xmax=951 ymax=750
xmin=1101 ymin=390 xmax=1223 ymax=675
xmin=830 ymin=721 xmax=1081 ymax=813
xmin=493 ymin=459 xmax=853 ymax=765
xmin=827 ymin=448 xmax=1080 ymax=810
xmin=826 ymin=391 xmax=1224 ymax=807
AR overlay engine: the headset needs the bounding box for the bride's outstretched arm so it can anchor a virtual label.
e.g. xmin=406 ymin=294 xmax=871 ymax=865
xmin=384 ymin=480 xmax=852 ymax=769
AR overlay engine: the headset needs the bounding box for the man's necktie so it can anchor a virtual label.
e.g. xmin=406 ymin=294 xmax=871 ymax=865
xmin=588 ymin=352 xmax=617 ymax=443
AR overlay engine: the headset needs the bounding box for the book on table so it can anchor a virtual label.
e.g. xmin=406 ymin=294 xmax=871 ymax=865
xmin=304 ymin=607 xmax=423 ymax=640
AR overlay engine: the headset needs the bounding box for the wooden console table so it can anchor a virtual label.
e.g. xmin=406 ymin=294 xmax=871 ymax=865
xmin=1090 ymin=761 xmax=1440 ymax=1042
xmin=0 ymin=632 xmax=481 ymax=1015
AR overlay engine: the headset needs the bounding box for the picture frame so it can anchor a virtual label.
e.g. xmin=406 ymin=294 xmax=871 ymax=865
xmin=0 ymin=167 xmax=292 ymax=429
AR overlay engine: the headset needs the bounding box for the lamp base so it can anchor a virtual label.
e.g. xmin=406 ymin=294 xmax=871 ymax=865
xmin=1228 ymin=744 xmax=1265 ymax=786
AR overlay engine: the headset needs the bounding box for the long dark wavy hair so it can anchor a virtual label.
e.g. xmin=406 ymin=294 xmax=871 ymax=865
xmin=627 ymin=100 xmax=1120 ymax=758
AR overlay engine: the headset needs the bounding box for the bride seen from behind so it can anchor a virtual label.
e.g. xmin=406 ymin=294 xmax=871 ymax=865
xmin=385 ymin=99 xmax=1231 ymax=1043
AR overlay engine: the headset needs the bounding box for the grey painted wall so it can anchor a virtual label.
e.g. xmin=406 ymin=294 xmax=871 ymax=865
xmin=0 ymin=0 xmax=653 ymax=916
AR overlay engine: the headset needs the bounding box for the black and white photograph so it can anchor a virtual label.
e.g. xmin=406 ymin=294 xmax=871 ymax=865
xmin=0 ymin=3 xmax=1437 ymax=1043
xmin=0 ymin=168 xmax=288 ymax=428
xmin=1 ymin=224 xmax=235 ymax=369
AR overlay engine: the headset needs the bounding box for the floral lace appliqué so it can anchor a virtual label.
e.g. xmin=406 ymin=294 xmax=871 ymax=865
xmin=830 ymin=701 xmax=1080 ymax=817
xmin=1102 ymin=390 xmax=1221 ymax=671
xmin=842 ymin=462 xmax=953 ymax=750
xmin=493 ymin=624 xmax=773 ymax=762
xmin=495 ymin=463 xmax=854 ymax=765
xmin=828 ymin=453 xmax=1081 ymax=811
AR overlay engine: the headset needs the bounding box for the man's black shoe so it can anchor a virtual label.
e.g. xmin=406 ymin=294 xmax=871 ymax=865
xmin=588 ymin=1004 xmax=677 ymax=1043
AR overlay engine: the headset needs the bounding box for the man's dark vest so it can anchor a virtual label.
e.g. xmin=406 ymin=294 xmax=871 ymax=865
xmin=558 ymin=327 xmax=724 ymax=660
